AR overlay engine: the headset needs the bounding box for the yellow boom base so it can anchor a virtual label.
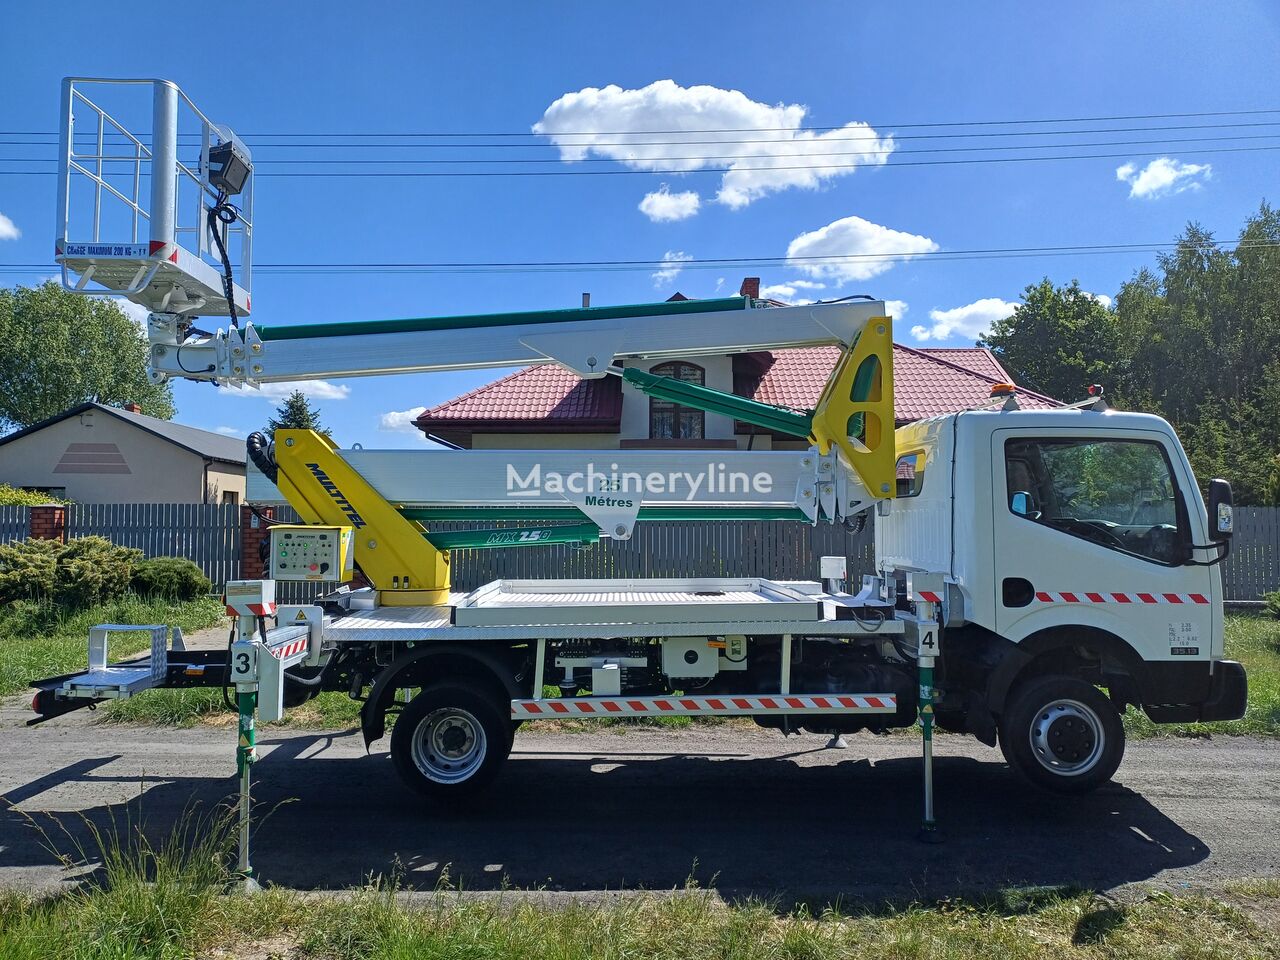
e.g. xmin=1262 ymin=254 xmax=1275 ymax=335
xmin=272 ymin=429 xmax=451 ymax=606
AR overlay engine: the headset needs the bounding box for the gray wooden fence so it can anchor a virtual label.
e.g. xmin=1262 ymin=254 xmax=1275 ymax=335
xmin=1223 ymin=507 xmax=1280 ymax=603
xmin=2 ymin=501 xmax=1279 ymax=601
xmin=0 ymin=506 xmax=29 ymax=543
xmin=67 ymin=503 xmax=242 ymax=588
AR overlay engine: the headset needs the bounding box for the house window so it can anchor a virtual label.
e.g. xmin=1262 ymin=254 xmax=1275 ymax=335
xmin=222 ymin=491 xmax=240 ymax=506
xmin=648 ymin=362 xmax=705 ymax=440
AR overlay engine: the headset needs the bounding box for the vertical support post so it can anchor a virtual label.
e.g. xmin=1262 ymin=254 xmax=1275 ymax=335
xmin=235 ymin=687 xmax=258 ymax=887
xmin=150 ymin=81 xmax=179 ymax=251
xmin=55 ymin=78 xmax=74 ymax=248
xmin=917 ymin=652 xmax=942 ymax=843
xmin=533 ymin=638 xmax=546 ymax=700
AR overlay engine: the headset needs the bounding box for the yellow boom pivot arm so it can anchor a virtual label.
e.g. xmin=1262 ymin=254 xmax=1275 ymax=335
xmin=272 ymin=429 xmax=450 ymax=605
xmin=808 ymin=316 xmax=895 ymax=499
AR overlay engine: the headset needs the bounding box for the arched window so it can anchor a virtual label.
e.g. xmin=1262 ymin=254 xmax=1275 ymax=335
xmin=649 ymin=361 xmax=705 ymax=440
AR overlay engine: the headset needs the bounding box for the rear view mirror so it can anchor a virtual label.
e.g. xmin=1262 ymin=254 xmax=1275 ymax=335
xmin=1207 ymin=478 xmax=1233 ymax=539
xmin=1011 ymin=491 xmax=1038 ymax=518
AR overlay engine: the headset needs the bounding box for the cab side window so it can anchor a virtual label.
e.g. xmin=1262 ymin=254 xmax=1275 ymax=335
xmin=1004 ymin=438 xmax=1188 ymax=565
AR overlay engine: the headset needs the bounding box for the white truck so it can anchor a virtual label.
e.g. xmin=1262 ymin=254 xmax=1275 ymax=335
xmin=30 ymin=80 xmax=1245 ymax=831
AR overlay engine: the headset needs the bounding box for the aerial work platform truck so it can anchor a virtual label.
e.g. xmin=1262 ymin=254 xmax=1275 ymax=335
xmin=31 ymin=82 xmax=1245 ymax=848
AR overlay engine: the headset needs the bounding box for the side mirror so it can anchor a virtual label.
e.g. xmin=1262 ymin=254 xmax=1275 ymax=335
xmin=1011 ymin=491 xmax=1038 ymax=518
xmin=1207 ymin=478 xmax=1233 ymax=539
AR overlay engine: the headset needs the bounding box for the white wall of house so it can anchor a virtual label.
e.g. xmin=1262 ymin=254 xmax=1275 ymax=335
xmin=472 ymin=433 xmax=618 ymax=450
xmin=0 ymin=409 xmax=245 ymax=503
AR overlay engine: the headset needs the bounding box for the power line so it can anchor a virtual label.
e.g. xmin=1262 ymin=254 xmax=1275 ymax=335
xmin=5 ymin=144 xmax=1275 ymax=178
xmin=8 ymin=119 xmax=1280 ymax=151
xmin=6 ymin=106 xmax=1279 ymax=139
xmin=6 ymin=133 xmax=1278 ymax=167
xmin=3 ymin=239 xmax=1275 ymax=277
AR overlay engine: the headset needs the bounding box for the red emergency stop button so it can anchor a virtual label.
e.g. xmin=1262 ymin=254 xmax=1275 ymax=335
xmin=309 ymin=564 xmax=318 ymax=571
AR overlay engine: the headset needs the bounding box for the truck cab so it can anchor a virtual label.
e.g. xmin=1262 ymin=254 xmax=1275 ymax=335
xmin=880 ymin=403 xmax=1247 ymax=790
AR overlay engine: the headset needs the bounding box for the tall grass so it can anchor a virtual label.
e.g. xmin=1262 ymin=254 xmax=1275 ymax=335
xmin=0 ymin=831 xmax=1277 ymax=958
xmin=0 ymin=595 xmax=223 ymax=697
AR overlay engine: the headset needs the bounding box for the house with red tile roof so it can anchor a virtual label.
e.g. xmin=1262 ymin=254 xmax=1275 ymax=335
xmin=414 ymin=280 xmax=1059 ymax=450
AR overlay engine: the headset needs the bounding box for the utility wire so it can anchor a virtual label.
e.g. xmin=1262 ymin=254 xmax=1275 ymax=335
xmin=3 ymin=144 xmax=1277 ymax=178
xmin=4 ymin=239 xmax=1276 ymax=278
xmin=10 ymin=119 xmax=1280 ymax=150
xmin=6 ymin=133 xmax=1279 ymax=166
xmin=4 ymin=105 xmax=1279 ymax=139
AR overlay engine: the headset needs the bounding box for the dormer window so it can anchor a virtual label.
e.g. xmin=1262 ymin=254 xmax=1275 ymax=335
xmin=648 ymin=361 xmax=705 ymax=440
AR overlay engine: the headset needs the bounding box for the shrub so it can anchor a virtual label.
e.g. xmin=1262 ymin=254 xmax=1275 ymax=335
xmin=0 ymin=538 xmax=60 ymax=602
xmin=0 ymin=484 xmax=69 ymax=506
xmin=0 ymin=535 xmax=141 ymax=607
xmin=1265 ymin=591 xmax=1280 ymax=620
xmin=52 ymin=536 xmax=142 ymax=607
xmin=131 ymin=556 xmax=211 ymax=600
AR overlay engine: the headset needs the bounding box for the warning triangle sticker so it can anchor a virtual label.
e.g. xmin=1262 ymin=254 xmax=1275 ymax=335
xmin=294 ymin=610 xmax=308 ymax=622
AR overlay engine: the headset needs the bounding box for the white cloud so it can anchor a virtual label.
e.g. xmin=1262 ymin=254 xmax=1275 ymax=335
xmin=910 ymin=298 xmax=1016 ymax=343
xmin=638 ymin=185 xmax=702 ymax=222
xmin=1115 ymin=157 xmax=1211 ymax=199
xmin=884 ymin=299 xmax=909 ymax=320
xmin=1083 ymin=291 xmax=1113 ymax=309
xmin=759 ymin=279 xmax=829 ymax=304
xmin=786 ymin=215 xmax=939 ymax=284
xmin=214 ymin=425 xmax=245 ymax=437
xmin=218 ymin=380 xmax=352 ymax=401
xmin=0 ymin=211 xmax=20 ymax=241
xmin=534 ymin=80 xmax=894 ymax=214
xmin=113 ymin=297 xmax=150 ymax=327
xmin=651 ymin=250 xmax=692 ymax=287
xmin=380 ymin=406 xmax=427 ymax=433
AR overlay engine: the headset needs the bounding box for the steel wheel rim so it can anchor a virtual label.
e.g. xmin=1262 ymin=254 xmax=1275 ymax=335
xmin=1028 ymin=697 xmax=1104 ymax=776
xmin=411 ymin=707 xmax=487 ymax=784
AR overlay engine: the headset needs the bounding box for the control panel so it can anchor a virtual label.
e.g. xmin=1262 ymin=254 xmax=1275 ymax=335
xmin=269 ymin=525 xmax=353 ymax=582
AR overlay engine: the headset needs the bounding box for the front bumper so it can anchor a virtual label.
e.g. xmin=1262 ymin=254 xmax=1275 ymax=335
xmin=1142 ymin=659 xmax=1248 ymax=723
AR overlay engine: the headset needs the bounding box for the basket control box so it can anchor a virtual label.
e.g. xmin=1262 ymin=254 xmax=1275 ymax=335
xmin=269 ymin=525 xmax=353 ymax=582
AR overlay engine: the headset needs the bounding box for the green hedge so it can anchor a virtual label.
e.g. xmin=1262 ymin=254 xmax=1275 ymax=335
xmin=130 ymin=556 xmax=211 ymax=600
xmin=0 ymin=536 xmax=214 ymax=607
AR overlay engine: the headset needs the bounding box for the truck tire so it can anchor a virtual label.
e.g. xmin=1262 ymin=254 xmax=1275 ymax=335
xmin=391 ymin=681 xmax=512 ymax=800
xmin=998 ymin=675 xmax=1124 ymax=794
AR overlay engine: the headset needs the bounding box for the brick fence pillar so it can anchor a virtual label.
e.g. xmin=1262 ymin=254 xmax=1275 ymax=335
xmin=29 ymin=504 xmax=67 ymax=542
xmin=240 ymin=505 xmax=275 ymax=579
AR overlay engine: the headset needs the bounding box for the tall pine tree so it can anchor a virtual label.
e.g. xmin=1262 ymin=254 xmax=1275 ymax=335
xmin=266 ymin=390 xmax=330 ymax=438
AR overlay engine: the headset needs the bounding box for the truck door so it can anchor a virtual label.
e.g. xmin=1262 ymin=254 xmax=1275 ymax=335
xmin=990 ymin=429 xmax=1216 ymax=664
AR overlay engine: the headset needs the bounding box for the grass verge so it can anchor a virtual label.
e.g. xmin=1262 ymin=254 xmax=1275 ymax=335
xmin=1 ymin=822 xmax=1278 ymax=960
xmin=0 ymin=595 xmax=224 ymax=698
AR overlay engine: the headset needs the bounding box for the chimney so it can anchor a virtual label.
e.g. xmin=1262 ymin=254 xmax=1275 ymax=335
xmin=582 ymin=293 xmax=591 ymax=308
xmin=124 ymin=402 xmax=142 ymax=414
xmin=739 ymin=277 xmax=760 ymax=299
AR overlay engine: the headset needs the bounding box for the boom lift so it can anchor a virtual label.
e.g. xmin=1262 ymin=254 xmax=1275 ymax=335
xmin=30 ymin=82 xmax=1247 ymax=878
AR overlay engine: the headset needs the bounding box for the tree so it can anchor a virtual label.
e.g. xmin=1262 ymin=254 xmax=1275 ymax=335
xmin=0 ymin=281 xmax=175 ymax=430
xmin=266 ymin=390 xmax=330 ymax=437
xmin=979 ymin=279 xmax=1121 ymax=402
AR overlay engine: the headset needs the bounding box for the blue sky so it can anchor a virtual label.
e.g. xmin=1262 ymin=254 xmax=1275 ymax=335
xmin=1 ymin=0 xmax=1277 ymax=447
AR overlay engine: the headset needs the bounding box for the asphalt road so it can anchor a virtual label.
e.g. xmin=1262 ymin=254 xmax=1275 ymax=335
xmin=2 ymin=702 xmax=1277 ymax=905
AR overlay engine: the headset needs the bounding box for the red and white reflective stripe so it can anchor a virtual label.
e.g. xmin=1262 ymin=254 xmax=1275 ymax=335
xmin=267 ymin=637 xmax=308 ymax=660
xmin=511 ymin=693 xmax=897 ymax=719
xmin=1035 ymin=591 xmax=1209 ymax=605
xmin=225 ymin=602 xmax=277 ymax=617
xmin=916 ymin=591 xmax=943 ymax=603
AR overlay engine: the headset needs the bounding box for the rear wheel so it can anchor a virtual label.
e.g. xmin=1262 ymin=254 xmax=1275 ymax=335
xmin=391 ymin=681 xmax=512 ymax=799
xmin=999 ymin=675 xmax=1124 ymax=794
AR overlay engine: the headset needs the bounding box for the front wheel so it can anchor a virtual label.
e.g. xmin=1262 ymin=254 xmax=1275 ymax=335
xmin=391 ymin=682 xmax=512 ymax=800
xmin=999 ymin=675 xmax=1124 ymax=794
